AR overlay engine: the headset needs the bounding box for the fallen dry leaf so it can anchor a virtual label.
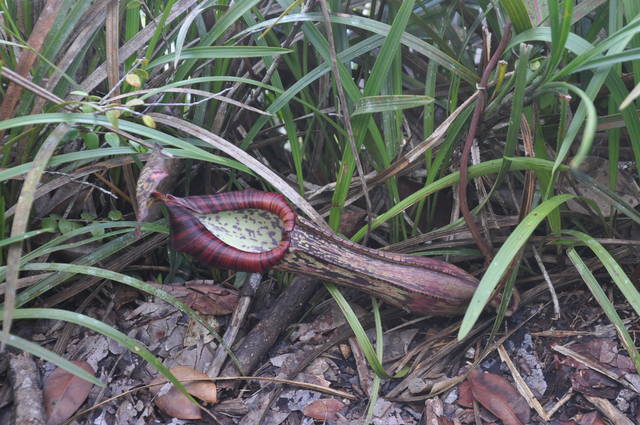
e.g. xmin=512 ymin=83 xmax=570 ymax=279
xmin=302 ymin=398 xmax=345 ymax=421
xmin=149 ymin=282 xmax=239 ymax=315
xmin=466 ymin=368 xmax=531 ymax=425
xmin=151 ymin=386 xmax=201 ymax=420
xmin=457 ymin=379 xmax=473 ymax=408
xmin=149 ymin=365 xmax=217 ymax=420
xmin=575 ymin=411 xmax=606 ymax=425
xmin=44 ymin=361 xmax=95 ymax=425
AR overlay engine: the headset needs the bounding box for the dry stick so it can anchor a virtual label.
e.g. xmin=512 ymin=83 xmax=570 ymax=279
xmin=458 ymin=23 xmax=511 ymax=264
xmin=532 ymin=246 xmax=560 ymax=319
xmin=207 ymin=273 xmax=263 ymax=377
xmin=238 ymin=314 xmax=379 ymax=425
xmin=0 ymin=66 xmax=67 ymax=108
xmin=318 ymin=0 xmax=374 ymax=238
xmin=8 ymin=353 xmax=46 ymax=425
xmin=218 ymin=276 xmax=320 ymax=388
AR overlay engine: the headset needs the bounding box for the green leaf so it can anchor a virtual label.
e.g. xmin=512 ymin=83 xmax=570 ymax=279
xmin=567 ymin=247 xmax=640 ymax=373
xmin=352 ymin=95 xmax=434 ymax=116
xmin=104 ymin=132 xmax=120 ymax=148
xmin=148 ymin=46 xmax=291 ymax=68
xmin=58 ymin=219 xmax=80 ymax=234
xmin=82 ymin=132 xmax=99 ymax=150
xmin=108 ymin=210 xmax=123 ymax=221
xmin=105 ymin=110 xmax=120 ymax=131
xmin=0 ymin=333 xmax=103 ymax=386
xmin=458 ymin=194 xmax=576 ymax=339
xmin=499 ymin=0 xmax=533 ymax=33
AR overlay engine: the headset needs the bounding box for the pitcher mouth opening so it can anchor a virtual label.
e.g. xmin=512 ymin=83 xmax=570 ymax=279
xmin=152 ymin=190 xmax=296 ymax=273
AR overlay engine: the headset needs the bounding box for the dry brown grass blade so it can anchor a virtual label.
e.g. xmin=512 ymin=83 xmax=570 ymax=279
xmin=498 ymin=345 xmax=549 ymax=421
xmin=109 ymin=88 xmax=272 ymax=116
xmin=31 ymin=0 xmax=110 ymax=115
xmin=148 ymin=113 xmax=329 ymax=229
xmin=0 ymin=66 xmax=67 ymax=108
xmin=74 ymin=0 xmax=199 ymax=97
xmin=2 ymin=124 xmax=70 ymax=350
xmin=0 ymin=0 xmax=64 ymax=142
xmin=369 ymin=91 xmax=480 ymax=187
xmin=105 ymin=0 xmax=121 ymax=96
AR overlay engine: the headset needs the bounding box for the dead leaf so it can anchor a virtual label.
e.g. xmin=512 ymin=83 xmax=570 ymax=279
xmin=44 ymin=361 xmax=95 ymax=425
xmin=457 ymin=379 xmax=473 ymax=408
xmin=466 ymin=368 xmax=531 ymax=425
xmin=149 ymin=365 xmax=217 ymax=420
xmin=152 ymin=386 xmax=201 ymax=420
xmin=136 ymin=145 xmax=180 ymax=223
xmin=575 ymin=411 xmax=606 ymax=425
xmin=570 ymin=368 xmax=618 ymax=399
xmin=148 ymin=282 xmax=239 ymax=315
xmin=302 ymin=398 xmax=345 ymax=421
xmin=338 ymin=208 xmax=366 ymax=236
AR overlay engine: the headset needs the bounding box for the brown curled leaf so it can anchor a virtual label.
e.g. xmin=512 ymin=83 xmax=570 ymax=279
xmin=467 ymin=368 xmax=530 ymax=425
xmin=44 ymin=361 xmax=95 ymax=425
xmin=303 ymin=398 xmax=345 ymax=421
xmin=149 ymin=365 xmax=217 ymax=419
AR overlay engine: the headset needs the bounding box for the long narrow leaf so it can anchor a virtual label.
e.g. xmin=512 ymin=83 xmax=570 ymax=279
xmin=567 ymin=248 xmax=640 ymax=373
xmin=563 ymin=230 xmax=640 ymax=318
xmin=3 ymin=308 xmax=200 ymax=409
xmin=0 ymin=333 xmax=103 ymax=386
xmin=458 ymin=195 xmax=575 ymax=339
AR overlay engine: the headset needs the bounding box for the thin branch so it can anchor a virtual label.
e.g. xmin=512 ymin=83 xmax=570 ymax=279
xmin=458 ymin=23 xmax=512 ymax=264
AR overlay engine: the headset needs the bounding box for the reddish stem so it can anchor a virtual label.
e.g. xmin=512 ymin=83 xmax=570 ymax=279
xmin=458 ymin=23 xmax=512 ymax=264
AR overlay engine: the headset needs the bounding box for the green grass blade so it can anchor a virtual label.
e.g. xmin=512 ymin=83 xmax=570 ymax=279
xmin=498 ymin=0 xmax=533 ymax=33
xmin=236 ymin=12 xmax=478 ymax=83
xmin=567 ymin=248 xmax=640 ymax=373
xmin=563 ymin=230 xmax=640 ymax=318
xmin=0 ymin=228 xmax=51 ymax=249
xmin=4 ymin=308 xmax=200 ymax=408
xmin=352 ymin=95 xmax=434 ymax=115
xmin=0 ymin=333 xmax=103 ymax=386
xmin=543 ymin=0 xmax=574 ymax=80
xmin=324 ymin=283 xmax=405 ymax=379
xmin=458 ymin=194 xmax=575 ymax=339
xmin=542 ymin=82 xmax=598 ymax=171
xmin=148 ymin=46 xmax=291 ymax=68
xmin=172 ymin=0 xmax=262 ymax=81
xmin=352 ymin=157 xmax=568 ymax=242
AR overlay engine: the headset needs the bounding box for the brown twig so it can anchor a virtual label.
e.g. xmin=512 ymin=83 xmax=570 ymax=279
xmin=8 ymin=353 xmax=46 ymax=425
xmin=458 ymin=23 xmax=512 ymax=264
